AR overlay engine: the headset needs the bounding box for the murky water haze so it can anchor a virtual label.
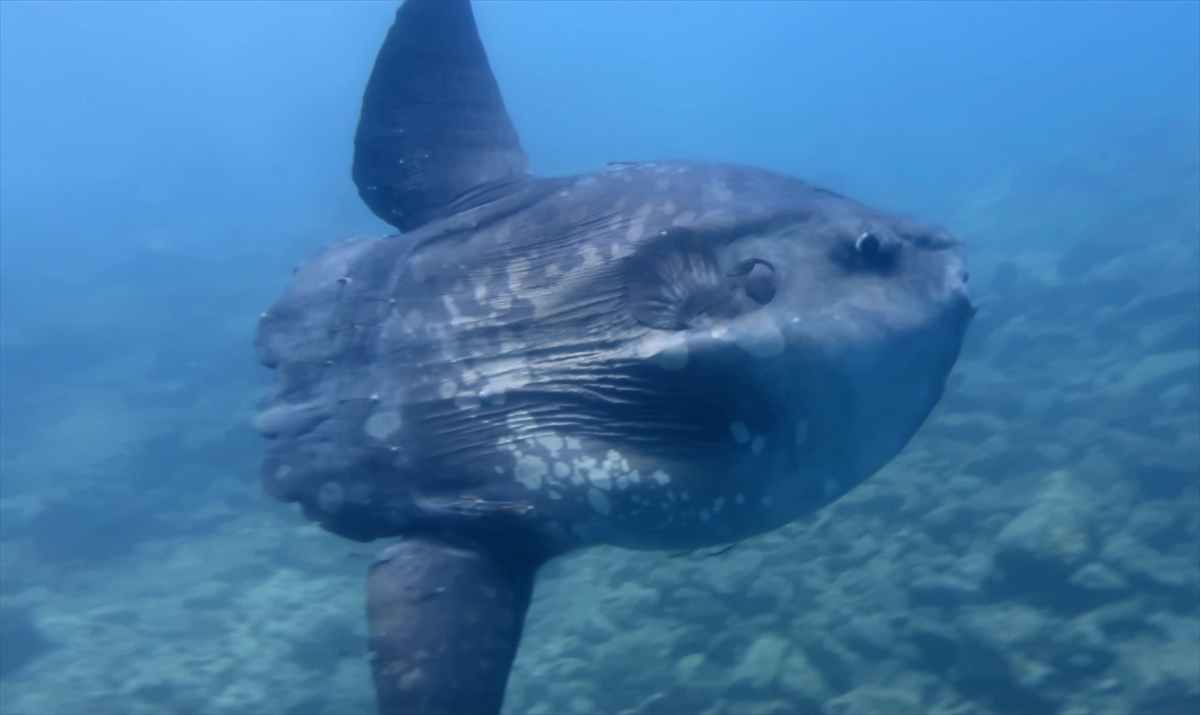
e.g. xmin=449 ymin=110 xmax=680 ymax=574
xmin=1 ymin=1 xmax=1197 ymax=713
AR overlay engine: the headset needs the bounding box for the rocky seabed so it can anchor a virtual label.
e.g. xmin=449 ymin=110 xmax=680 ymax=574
xmin=1 ymin=159 xmax=1197 ymax=715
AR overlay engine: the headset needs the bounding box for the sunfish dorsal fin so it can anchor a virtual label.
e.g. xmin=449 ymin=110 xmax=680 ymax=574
xmin=353 ymin=0 xmax=529 ymax=232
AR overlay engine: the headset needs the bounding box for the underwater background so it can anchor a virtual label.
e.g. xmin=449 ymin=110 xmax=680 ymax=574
xmin=1 ymin=1 xmax=1197 ymax=714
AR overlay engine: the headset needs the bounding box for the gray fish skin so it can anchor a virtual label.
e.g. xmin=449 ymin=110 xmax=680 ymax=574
xmin=256 ymin=160 xmax=972 ymax=553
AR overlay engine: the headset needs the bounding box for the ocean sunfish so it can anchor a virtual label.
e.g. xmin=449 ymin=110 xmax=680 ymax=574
xmin=254 ymin=1 xmax=973 ymax=712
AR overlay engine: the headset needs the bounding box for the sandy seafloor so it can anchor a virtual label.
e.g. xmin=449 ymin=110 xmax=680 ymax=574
xmin=1 ymin=133 xmax=1197 ymax=715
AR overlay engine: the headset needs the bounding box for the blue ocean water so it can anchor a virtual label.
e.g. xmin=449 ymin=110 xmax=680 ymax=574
xmin=1 ymin=2 xmax=1197 ymax=714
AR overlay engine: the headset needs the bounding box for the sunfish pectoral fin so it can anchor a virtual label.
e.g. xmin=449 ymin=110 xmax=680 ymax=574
xmin=367 ymin=535 xmax=541 ymax=715
xmin=353 ymin=0 xmax=529 ymax=232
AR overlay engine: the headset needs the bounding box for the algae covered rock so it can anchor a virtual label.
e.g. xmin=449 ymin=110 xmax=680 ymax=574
xmin=0 ymin=607 xmax=55 ymax=680
xmin=728 ymin=635 xmax=790 ymax=692
xmin=777 ymin=649 xmax=831 ymax=706
xmin=1067 ymin=562 xmax=1130 ymax=592
xmin=994 ymin=470 xmax=1096 ymax=585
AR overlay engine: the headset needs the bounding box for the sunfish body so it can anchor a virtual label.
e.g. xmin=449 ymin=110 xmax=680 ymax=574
xmin=254 ymin=2 xmax=973 ymax=713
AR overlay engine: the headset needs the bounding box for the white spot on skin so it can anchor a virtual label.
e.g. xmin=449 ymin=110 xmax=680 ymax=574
xmin=507 ymin=257 xmax=532 ymax=293
xmin=751 ymin=436 xmax=766 ymax=456
xmin=480 ymin=358 xmax=532 ymax=397
xmin=730 ymin=422 xmax=751 ymax=445
xmin=317 ymin=482 xmax=343 ymax=514
xmin=275 ymin=465 xmax=292 ymax=480
xmin=606 ymin=214 xmax=624 ymax=234
xmin=403 ymin=310 xmax=424 ymax=331
xmin=515 ymin=455 xmax=548 ymax=490
xmin=654 ymin=338 xmax=688 ymax=371
xmin=364 ymin=411 xmax=402 ymax=440
xmin=454 ymin=393 xmax=481 ymax=411
xmin=626 ymin=202 xmax=654 ymax=240
xmin=735 ymin=493 xmax=744 ymax=505
xmin=824 ymin=479 xmax=840 ymax=497
xmin=761 ymin=496 xmax=773 ymax=506
xmin=441 ymin=295 xmax=470 ymax=326
xmin=549 ymin=490 xmax=562 ymax=500
xmin=585 ymin=464 xmax=613 ymax=491
xmin=652 ymin=470 xmax=671 ymax=485
xmin=735 ymin=319 xmax=786 ymax=358
xmin=673 ymin=210 xmax=697 ymax=227
xmin=553 ymin=462 xmax=571 ymax=479
xmin=538 ymin=434 xmax=564 ymax=455
xmin=713 ymin=497 xmax=725 ymax=513
xmin=795 ymin=420 xmax=810 ymax=446
xmin=699 ymin=510 xmax=711 ymax=522
xmin=698 ymin=207 xmax=736 ymax=228
xmin=439 ymin=381 xmax=457 ymax=399
xmin=579 ymin=244 xmax=602 ymax=270
xmin=636 ymin=332 xmax=689 ymax=371
xmin=706 ymin=179 xmax=733 ymax=203
xmin=474 ymin=282 xmax=488 ymax=301
xmin=588 ymin=488 xmax=611 ymax=516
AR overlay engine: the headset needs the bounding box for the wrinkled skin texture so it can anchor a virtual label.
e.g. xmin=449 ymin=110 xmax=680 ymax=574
xmin=256 ymin=161 xmax=972 ymax=554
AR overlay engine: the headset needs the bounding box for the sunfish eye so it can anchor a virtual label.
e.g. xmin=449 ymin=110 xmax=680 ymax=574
xmin=728 ymin=259 xmax=777 ymax=305
xmin=744 ymin=261 xmax=777 ymax=304
xmin=855 ymin=232 xmax=881 ymax=258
